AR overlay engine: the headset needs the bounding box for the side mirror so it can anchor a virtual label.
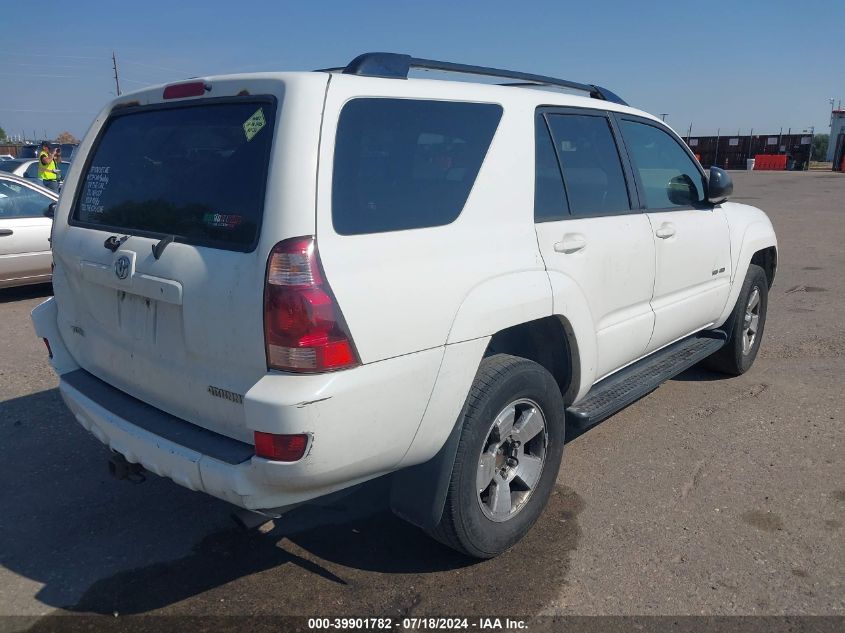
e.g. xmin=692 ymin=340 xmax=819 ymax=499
xmin=44 ymin=202 xmax=56 ymax=218
xmin=707 ymin=166 xmax=733 ymax=204
xmin=667 ymin=173 xmax=699 ymax=206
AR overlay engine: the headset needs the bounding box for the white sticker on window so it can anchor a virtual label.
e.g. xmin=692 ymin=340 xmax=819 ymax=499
xmin=243 ymin=108 xmax=266 ymax=142
xmin=79 ymin=165 xmax=111 ymax=215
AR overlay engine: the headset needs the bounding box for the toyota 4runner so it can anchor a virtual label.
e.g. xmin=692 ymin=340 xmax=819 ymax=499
xmin=32 ymin=53 xmax=777 ymax=558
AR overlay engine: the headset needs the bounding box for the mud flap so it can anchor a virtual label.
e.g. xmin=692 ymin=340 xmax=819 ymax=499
xmin=388 ymin=413 xmax=463 ymax=531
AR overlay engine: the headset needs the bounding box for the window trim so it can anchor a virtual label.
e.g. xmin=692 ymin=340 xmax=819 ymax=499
xmin=533 ymin=112 xmax=570 ymax=222
xmin=67 ymin=94 xmax=278 ymax=254
xmin=613 ymin=113 xmax=711 ymax=213
xmin=534 ymin=106 xmax=642 ymax=221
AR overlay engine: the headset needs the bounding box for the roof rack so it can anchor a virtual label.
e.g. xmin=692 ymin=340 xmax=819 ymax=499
xmin=331 ymin=52 xmax=628 ymax=106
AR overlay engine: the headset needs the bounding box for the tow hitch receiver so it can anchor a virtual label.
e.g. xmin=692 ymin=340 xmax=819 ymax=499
xmin=108 ymin=451 xmax=146 ymax=484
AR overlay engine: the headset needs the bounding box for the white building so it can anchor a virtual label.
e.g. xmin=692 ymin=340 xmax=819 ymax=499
xmin=826 ymin=109 xmax=845 ymax=163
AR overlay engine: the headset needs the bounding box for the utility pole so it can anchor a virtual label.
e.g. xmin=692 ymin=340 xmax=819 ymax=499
xmin=806 ymin=126 xmax=814 ymax=170
xmin=748 ymin=128 xmax=753 ymax=164
xmin=660 ymin=113 xmax=669 ymax=122
xmin=714 ymin=128 xmax=720 ymax=167
xmin=686 ymin=122 xmax=693 ymax=142
xmin=112 ymin=51 xmax=122 ymax=96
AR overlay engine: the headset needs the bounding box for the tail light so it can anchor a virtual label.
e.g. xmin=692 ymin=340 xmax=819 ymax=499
xmin=263 ymin=237 xmax=359 ymax=373
xmin=254 ymin=432 xmax=309 ymax=461
xmin=163 ymin=81 xmax=209 ymax=99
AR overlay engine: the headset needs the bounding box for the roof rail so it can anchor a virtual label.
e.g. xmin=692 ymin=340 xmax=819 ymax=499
xmin=336 ymin=52 xmax=628 ymax=106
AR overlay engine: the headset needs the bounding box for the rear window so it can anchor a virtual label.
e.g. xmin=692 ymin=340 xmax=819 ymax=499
xmin=0 ymin=160 xmax=26 ymax=173
xmin=332 ymin=98 xmax=502 ymax=235
xmin=71 ymin=98 xmax=276 ymax=251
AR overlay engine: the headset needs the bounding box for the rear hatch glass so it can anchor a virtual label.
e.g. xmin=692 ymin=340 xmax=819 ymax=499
xmin=70 ymin=97 xmax=276 ymax=252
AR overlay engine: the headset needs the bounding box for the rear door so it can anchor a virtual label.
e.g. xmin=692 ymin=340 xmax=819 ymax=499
xmin=0 ymin=177 xmax=53 ymax=284
xmin=533 ymin=109 xmax=656 ymax=380
xmin=616 ymin=116 xmax=731 ymax=353
xmin=52 ymin=93 xmax=283 ymax=442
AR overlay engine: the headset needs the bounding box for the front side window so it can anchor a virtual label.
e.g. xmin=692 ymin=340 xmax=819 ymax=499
xmin=545 ymin=113 xmax=630 ymax=217
xmin=332 ymin=98 xmax=503 ymax=235
xmin=620 ymin=120 xmax=706 ymax=210
xmin=0 ymin=179 xmax=53 ymax=219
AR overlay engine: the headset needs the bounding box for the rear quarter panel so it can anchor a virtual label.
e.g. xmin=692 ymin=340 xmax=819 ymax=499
xmin=316 ymin=75 xmax=547 ymax=364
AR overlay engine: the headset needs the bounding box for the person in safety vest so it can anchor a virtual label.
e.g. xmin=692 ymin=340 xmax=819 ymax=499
xmin=38 ymin=141 xmax=60 ymax=192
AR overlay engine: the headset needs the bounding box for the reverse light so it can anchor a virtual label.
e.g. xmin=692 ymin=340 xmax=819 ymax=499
xmin=163 ymin=81 xmax=209 ymax=100
xmin=254 ymin=432 xmax=309 ymax=461
xmin=263 ymin=237 xmax=359 ymax=373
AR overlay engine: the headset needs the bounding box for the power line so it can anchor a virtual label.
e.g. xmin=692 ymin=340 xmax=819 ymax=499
xmin=0 ymin=50 xmax=102 ymax=59
xmin=121 ymin=77 xmax=168 ymax=86
xmin=0 ymin=71 xmax=86 ymax=79
xmin=0 ymin=108 xmax=95 ymax=114
xmin=121 ymin=58 xmax=190 ymax=75
xmin=0 ymin=61 xmax=94 ymax=70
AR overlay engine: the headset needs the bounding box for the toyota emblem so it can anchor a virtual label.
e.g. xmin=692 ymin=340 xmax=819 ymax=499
xmin=114 ymin=255 xmax=130 ymax=280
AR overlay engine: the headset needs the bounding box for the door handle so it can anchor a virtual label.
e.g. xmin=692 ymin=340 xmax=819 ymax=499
xmin=655 ymin=223 xmax=676 ymax=239
xmin=0 ymin=228 xmax=13 ymax=236
xmin=554 ymin=233 xmax=587 ymax=254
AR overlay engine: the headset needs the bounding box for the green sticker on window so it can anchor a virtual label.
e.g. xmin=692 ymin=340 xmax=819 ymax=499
xmin=243 ymin=107 xmax=266 ymax=142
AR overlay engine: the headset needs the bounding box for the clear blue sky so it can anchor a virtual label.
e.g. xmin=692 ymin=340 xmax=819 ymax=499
xmin=1 ymin=0 xmax=843 ymax=141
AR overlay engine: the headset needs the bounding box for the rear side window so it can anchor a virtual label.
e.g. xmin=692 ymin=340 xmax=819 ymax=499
xmin=332 ymin=98 xmax=502 ymax=235
xmin=545 ymin=113 xmax=630 ymax=217
xmin=71 ymin=98 xmax=275 ymax=251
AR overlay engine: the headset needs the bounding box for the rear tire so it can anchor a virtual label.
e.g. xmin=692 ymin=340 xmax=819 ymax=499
xmin=705 ymin=264 xmax=768 ymax=376
xmin=428 ymin=354 xmax=565 ymax=558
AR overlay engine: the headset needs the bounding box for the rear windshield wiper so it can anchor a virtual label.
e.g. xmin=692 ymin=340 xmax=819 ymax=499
xmin=152 ymin=235 xmax=175 ymax=260
xmin=104 ymin=235 xmax=129 ymax=252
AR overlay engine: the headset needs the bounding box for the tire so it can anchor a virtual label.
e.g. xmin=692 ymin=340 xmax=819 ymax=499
xmin=428 ymin=354 xmax=566 ymax=558
xmin=705 ymin=264 xmax=769 ymax=376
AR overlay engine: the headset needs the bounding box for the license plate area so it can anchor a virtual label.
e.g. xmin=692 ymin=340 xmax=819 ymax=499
xmin=118 ymin=290 xmax=157 ymax=343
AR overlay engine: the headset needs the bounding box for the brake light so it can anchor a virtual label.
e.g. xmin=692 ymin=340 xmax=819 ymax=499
xmin=263 ymin=237 xmax=359 ymax=373
xmin=163 ymin=81 xmax=209 ymax=99
xmin=254 ymin=432 xmax=308 ymax=461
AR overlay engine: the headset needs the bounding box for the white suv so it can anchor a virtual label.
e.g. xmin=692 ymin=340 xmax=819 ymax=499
xmin=32 ymin=53 xmax=777 ymax=558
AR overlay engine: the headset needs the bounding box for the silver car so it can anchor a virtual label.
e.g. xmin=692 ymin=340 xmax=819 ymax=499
xmin=0 ymin=158 xmax=72 ymax=189
xmin=0 ymin=173 xmax=56 ymax=289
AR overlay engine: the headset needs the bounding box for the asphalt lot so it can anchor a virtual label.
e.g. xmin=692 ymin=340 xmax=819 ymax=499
xmin=0 ymin=171 xmax=843 ymax=625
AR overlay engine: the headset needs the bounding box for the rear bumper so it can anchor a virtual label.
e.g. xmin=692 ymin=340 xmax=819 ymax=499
xmin=32 ymin=297 xmax=444 ymax=512
xmin=58 ymin=369 xmax=290 ymax=511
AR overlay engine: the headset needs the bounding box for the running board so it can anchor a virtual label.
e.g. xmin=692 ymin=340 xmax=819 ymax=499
xmin=566 ymin=331 xmax=727 ymax=430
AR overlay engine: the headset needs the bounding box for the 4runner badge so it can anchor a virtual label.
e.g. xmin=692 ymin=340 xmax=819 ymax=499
xmin=208 ymin=385 xmax=244 ymax=404
xmin=114 ymin=255 xmax=130 ymax=280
